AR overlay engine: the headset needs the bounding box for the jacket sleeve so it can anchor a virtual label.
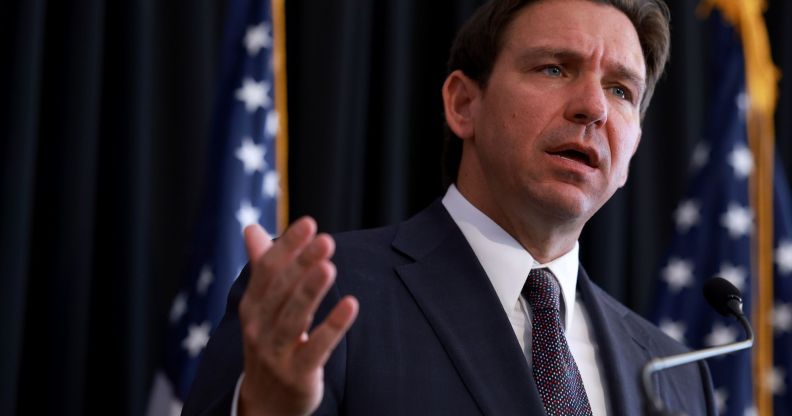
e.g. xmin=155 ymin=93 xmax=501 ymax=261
xmin=181 ymin=265 xmax=250 ymax=416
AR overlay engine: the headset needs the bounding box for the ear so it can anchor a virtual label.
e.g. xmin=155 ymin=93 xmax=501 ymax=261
xmin=442 ymin=70 xmax=480 ymax=140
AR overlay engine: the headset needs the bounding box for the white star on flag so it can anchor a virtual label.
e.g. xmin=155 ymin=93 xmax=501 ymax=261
xmin=718 ymin=263 xmax=747 ymax=292
xmin=773 ymin=302 xmax=792 ymax=334
xmin=674 ymin=200 xmax=700 ymax=232
xmin=244 ymin=22 xmax=272 ymax=56
xmin=705 ymin=322 xmax=738 ymax=347
xmin=727 ymin=145 xmax=754 ymax=179
xmin=169 ymin=292 xmax=188 ymax=324
xmin=720 ymin=204 xmax=753 ymax=238
xmin=265 ymin=110 xmax=279 ymax=138
xmin=263 ymin=170 xmax=280 ymax=198
xmin=150 ymin=2 xmax=286 ymax=413
xmin=662 ymin=258 xmax=694 ymax=292
xmin=182 ymin=321 xmax=211 ymax=358
xmin=235 ymin=77 xmax=271 ymax=112
xmin=691 ymin=142 xmax=710 ymax=171
xmin=659 ymin=319 xmax=686 ymax=343
xmin=196 ymin=265 xmax=214 ymax=295
xmin=235 ymin=136 xmax=267 ymax=173
xmin=236 ymin=200 xmax=261 ymax=233
xmin=765 ymin=367 xmax=787 ymax=396
xmin=775 ymin=240 xmax=792 ymax=275
xmin=736 ymin=91 xmax=750 ymax=118
xmin=743 ymin=406 xmax=757 ymax=416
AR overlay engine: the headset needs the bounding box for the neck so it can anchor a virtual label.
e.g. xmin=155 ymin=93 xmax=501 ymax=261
xmin=455 ymin=181 xmax=582 ymax=264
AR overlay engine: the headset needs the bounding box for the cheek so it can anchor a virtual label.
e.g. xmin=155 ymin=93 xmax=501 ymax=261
xmin=610 ymin=132 xmax=641 ymax=184
xmin=476 ymin=86 xmax=554 ymax=163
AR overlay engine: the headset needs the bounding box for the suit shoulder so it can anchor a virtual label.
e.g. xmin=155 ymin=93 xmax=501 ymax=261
xmin=328 ymin=224 xmax=410 ymax=288
xmin=332 ymin=223 xmax=400 ymax=250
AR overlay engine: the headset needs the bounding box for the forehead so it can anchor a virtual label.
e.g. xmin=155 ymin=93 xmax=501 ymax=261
xmin=501 ymin=0 xmax=646 ymax=77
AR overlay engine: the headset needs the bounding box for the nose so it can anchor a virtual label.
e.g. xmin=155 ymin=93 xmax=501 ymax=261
xmin=564 ymin=78 xmax=608 ymax=127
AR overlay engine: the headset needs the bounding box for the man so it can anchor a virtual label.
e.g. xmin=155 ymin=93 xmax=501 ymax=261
xmin=184 ymin=0 xmax=716 ymax=414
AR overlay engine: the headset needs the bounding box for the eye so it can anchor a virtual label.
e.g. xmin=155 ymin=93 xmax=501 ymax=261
xmin=611 ymin=86 xmax=632 ymax=101
xmin=541 ymin=65 xmax=563 ymax=77
xmin=611 ymin=85 xmax=631 ymax=101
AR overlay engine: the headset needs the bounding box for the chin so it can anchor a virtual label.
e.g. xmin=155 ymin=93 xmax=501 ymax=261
xmin=546 ymin=204 xmax=592 ymax=223
xmin=527 ymin=190 xmax=597 ymax=223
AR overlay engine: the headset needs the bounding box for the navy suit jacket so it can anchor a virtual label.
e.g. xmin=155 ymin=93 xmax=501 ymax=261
xmin=184 ymin=201 xmax=715 ymax=415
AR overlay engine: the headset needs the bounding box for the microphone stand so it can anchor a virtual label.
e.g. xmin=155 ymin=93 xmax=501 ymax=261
xmin=641 ymin=313 xmax=754 ymax=416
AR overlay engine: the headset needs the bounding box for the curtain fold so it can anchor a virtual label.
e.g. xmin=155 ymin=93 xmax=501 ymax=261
xmin=0 ymin=1 xmax=46 ymax=413
xmin=1 ymin=1 xmax=220 ymax=414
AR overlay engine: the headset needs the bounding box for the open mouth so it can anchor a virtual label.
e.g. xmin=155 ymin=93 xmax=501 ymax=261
xmin=548 ymin=148 xmax=595 ymax=168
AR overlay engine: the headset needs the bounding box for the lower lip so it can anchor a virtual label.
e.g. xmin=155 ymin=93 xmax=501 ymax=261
xmin=546 ymin=153 xmax=597 ymax=175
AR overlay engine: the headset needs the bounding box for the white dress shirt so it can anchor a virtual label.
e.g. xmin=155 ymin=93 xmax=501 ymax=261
xmin=442 ymin=184 xmax=610 ymax=415
xmin=231 ymin=185 xmax=611 ymax=415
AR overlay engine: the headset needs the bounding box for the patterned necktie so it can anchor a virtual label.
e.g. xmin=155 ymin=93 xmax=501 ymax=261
xmin=524 ymin=268 xmax=593 ymax=416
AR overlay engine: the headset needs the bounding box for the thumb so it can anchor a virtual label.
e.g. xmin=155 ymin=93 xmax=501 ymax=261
xmin=243 ymin=223 xmax=273 ymax=261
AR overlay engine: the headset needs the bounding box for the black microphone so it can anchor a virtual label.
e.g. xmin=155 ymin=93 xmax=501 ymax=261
xmin=642 ymin=277 xmax=754 ymax=416
xmin=703 ymin=277 xmax=746 ymax=317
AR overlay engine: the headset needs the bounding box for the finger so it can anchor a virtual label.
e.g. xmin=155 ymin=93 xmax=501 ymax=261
xmin=271 ymin=260 xmax=336 ymax=346
xmin=245 ymin=227 xmax=333 ymax=344
xmin=278 ymin=233 xmax=334 ymax=294
xmin=295 ymin=296 xmax=359 ymax=372
xmin=248 ymin=217 xmax=317 ymax=299
xmin=244 ymin=223 xmax=273 ymax=262
xmin=268 ymin=234 xmax=334 ymax=326
xmin=261 ymin=216 xmax=317 ymax=269
xmin=255 ymin=235 xmax=334 ymax=355
xmin=242 ymin=224 xmax=275 ymax=299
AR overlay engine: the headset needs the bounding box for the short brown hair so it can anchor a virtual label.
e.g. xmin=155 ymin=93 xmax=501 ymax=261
xmin=442 ymin=0 xmax=671 ymax=187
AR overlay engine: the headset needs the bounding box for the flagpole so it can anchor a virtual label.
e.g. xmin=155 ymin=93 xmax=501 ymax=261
xmin=750 ymin=100 xmax=775 ymax=416
xmin=735 ymin=2 xmax=778 ymax=414
xmin=699 ymin=1 xmax=780 ymax=413
xmin=272 ymin=0 xmax=289 ymax=234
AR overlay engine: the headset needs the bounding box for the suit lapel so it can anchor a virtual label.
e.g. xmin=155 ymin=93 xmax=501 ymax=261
xmin=392 ymin=201 xmax=545 ymax=415
xmin=577 ymin=267 xmax=654 ymax=415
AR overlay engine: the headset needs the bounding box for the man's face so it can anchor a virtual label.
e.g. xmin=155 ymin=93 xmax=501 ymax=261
xmin=452 ymin=0 xmax=646 ymax=234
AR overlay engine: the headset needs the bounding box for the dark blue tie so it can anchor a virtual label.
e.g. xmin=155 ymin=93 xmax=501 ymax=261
xmin=524 ymin=268 xmax=593 ymax=416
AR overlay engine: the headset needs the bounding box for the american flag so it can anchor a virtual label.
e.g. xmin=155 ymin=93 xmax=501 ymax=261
xmin=649 ymin=8 xmax=791 ymax=416
xmin=771 ymin=155 xmax=792 ymax=415
xmin=146 ymin=0 xmax=282 ymax=414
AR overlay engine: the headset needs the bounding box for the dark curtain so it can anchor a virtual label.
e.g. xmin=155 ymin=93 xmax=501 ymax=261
xmin=1 ymin=0 xmax=790 ymax=414
xmin=1 ymin=1 xmax=225 ymax=414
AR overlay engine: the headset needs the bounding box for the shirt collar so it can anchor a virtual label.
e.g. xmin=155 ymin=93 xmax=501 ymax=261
xmin=441 ymin=184 xmax=580 ymax=329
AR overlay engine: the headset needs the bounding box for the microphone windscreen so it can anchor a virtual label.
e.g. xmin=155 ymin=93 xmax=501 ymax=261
xmin=703 ymin=277 xmax=742 ymax=317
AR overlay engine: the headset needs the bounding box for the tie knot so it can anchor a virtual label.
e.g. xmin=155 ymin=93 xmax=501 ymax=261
xmin=524 ymin=268 xmax=561 ymax=311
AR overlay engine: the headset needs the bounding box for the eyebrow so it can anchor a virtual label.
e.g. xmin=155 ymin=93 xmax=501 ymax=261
xmin=517 ymin=47 xmax=582 ymax=66
xmin=613 ymin=64 xmax=646 ymax=97
xmin=517 ymin=47 xmax=646 ymax=94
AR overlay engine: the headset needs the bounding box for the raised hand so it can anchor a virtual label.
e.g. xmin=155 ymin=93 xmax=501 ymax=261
xmin=238 ymin=218 xmax=358 ymax=416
